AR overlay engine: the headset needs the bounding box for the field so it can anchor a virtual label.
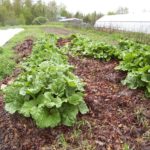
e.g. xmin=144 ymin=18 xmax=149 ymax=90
xmin=0 ymin=24 xmax=150 ymax=150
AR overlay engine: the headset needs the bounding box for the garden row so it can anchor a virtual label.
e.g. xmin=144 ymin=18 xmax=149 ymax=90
xmin=3 ymin=33 xmax=150 ymax=129
xmin=3 ymin=35 xmax=88 ymax=128
xmin=68 ymin=34 xmax=150 ymax=97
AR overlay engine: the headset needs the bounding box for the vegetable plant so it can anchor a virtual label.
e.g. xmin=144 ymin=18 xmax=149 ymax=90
xmin=3 ymin=34 xmax=89 ymax=128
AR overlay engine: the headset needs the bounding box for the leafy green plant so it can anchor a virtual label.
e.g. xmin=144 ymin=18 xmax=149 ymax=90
xmin=0 ymin=47 xmax=3 ymax=54
xmin=67 ymin=34 xmax=150 ymax=98
xmin=68 ymin=34 xmax=117 ymax=61
xmin=116 ymin=40 xmax=150 ymax=97
xmin=123 ymin=143 xmax=130 ymax=150
xmin=134 ymin=106 xmax=149 ymax=128
xmin=3 ymin=34 xmax=88 ymax=128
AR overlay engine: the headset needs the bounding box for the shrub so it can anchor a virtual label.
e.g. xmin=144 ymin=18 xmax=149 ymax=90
xmin=32 ymin=16 xmax=48 ymax=25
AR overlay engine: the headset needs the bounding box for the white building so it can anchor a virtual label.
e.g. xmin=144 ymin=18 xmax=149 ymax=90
xmin=94 ymin=13 xmax=150 ymax=34
xmin=59 ymin=18 xmax=83 ymax=23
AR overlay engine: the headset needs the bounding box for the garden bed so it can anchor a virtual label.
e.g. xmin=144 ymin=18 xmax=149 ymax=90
xmin=0 ymin=36 xmax=150 ymax=150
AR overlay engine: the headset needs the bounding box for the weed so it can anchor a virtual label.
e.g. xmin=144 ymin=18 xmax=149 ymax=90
xmin=123 ymin=143 xmax=131 ymax=150
xmin=134 ymin=106 xmax=149 ymax=128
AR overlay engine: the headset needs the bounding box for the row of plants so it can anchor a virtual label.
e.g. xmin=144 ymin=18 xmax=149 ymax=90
xmin=67 ymin=34 xmax=117 ymax=60
xmin=67 ymin=34 xmax=150 ymax=97
xmin=116 ymin=40 xmax=150 ymax=97
xmin=3 ymin=35 xmax=89 ymax=128
xmin=3 ymin=33 xmax=150 ymax=129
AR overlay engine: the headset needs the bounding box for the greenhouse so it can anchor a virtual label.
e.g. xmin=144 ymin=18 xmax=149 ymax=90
xmin=94 ymin=13 xmax=150 ymax=33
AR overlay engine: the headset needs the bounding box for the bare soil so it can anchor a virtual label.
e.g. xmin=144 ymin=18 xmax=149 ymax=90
xmin=14 ymin=38 xmax=33 ymax=63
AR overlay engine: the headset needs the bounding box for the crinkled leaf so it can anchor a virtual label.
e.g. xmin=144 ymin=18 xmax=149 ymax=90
xmin=19 ymin=100 xmax=38 ymax=117
xmin=50 ymin=79 xmax=65 ymax=96
xmin=5 ymin=101 xmax=23 ymax=114
xmin=37 ymin=93 xmax=63 ymax=108
xmin=146 ymin=84 xmax=150 ymax=93
xmin=31 ymin=107 xmax=61 ymax=128
xmin=19 ymin=87 xmax=26 ymax=96
xmin=122 ymin=73 xmax=145 ymax=89
xmin=68 ymin=93 xmax=83 ymax=105
xmin=65 ymin=86 xmax=76 ymax=97
xmin=78 ymin=101 xmax=89 ymax=114
xmin=141 ymin=73 xmax=150 ymax=83
xmin=60 ymin=104 xmax=78 ymax=126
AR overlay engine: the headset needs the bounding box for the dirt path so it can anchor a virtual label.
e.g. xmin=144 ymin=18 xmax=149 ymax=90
xmin=44 ymin=27 xmax=75 ymax=35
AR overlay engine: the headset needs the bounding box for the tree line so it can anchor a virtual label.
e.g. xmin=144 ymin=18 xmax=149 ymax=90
xmin=0 ymin=0 xmax=104 ymax=26
xmin=0 ymin=0 xmax=128 ymax=26
xmin=0 ymin=0 xmax=61 ymax=25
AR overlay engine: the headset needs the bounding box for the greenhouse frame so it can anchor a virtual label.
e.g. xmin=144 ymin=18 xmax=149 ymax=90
xmin=94 ymin=13 xmax=150 ymax=33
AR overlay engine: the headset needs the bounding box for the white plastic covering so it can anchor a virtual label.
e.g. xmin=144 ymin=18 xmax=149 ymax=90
xmin=59 ymin=18 xmax=82 ymax=22
xmin=94 ymin=13 xmax=150 ymax=33
xmin=0 ymin=28 xmax=24 ymax=46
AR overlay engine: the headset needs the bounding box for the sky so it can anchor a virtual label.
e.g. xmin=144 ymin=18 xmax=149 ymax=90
xmin=44 ymin=0 xmax=150 ymax=14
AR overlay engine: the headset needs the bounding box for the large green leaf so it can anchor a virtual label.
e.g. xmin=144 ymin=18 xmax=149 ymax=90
xmin=78 ymin=101 xmax=89 ymax=114
xmin=68 ymin=93 xmax=83 ymax=105
xmin=36 ymin=93 xmax=63 ymax=109
xmin=31 ymin=107 xmax=61 ymax=128
xmin=141 ymin=73 xmax=150 ymax=83
xmin=19 ymin=100 xmax=38 ymax=117
xmin=50 ymin=79 xmax=66 ymax=97
xmin=43 ymin=92 xmax=63 ymax=108
xmin=5 ymin=100 xmax=23 ymax=114
xmin=60 ymin=104 xmax=78 ymax=126
xmin=122 ymin=73 xmax=145 ymax=89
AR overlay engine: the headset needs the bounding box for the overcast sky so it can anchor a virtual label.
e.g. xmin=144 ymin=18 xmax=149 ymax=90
xmin=44 ymin=0 xmax=150 ymax=14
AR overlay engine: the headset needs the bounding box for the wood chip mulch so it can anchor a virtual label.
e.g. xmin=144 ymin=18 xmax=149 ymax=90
xmin=0 ymin=40 xmax=150 ymax=150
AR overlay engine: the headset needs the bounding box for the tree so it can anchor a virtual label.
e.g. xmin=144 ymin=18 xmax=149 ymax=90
xmin=22 ymin=0 xmax=33 ymax=24
xmin=46 ymin=0 xmax=58 ymax=21
xmin=116 ymin=7 xmax=128 ymax=14
xmin=13 ymin=0 xmax=22 ymax=17
xmin=83 ymin=12 xmax=103 ymax=25
xmin=107 ymin=11 xmax=116 ymax=15
xmin=24 ymin=0 xmax=32 ymax=8
xmin=32 ymin=0 xmax=46 ymax=18
xmin=59 ymin=4 xmax=72 ymax=18
xmin=3 ymin=0 xmax=12 ymax=10
xmin=74 ymin=11 xmax=83 ymax=19
xmin=0 ymin=5 xmax=7 ymax=25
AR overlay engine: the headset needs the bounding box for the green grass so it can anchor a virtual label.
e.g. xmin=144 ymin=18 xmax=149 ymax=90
xmin=64 ymin=24 xmax=150 ymax=44
xmin=0 ymin=26 xmax=46 ymax=80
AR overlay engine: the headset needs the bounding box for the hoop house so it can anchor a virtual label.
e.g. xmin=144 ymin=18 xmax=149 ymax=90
xmin=94 ymin=13 xmax=150 ymax=34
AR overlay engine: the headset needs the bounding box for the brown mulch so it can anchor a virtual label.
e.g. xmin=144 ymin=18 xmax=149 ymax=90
xmin=14 ymin=39 xmax=33 ymax=63
xmin=0 ymin=39 xmax=150 ymax=150
xmin=69 ymin=56 xmax=150 ymax=150
xmin=57 ymin=38 xmax=71 ymax=47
